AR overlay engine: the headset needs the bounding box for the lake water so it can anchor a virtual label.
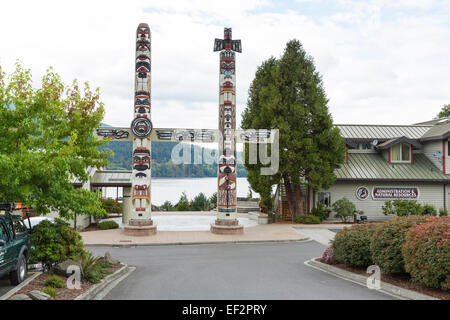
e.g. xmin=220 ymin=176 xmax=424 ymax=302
xmin=104 ymin=177 xmax=257 ymax=205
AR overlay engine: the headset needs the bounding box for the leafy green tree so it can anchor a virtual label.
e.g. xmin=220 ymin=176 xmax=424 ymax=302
xmin=242 ymin=40 xmax=346 ymax=218
xmin=190 ymin=192 xmax=210 ymax=211
xmin=175 ymin=192 xmax=190 ymax=211
xmin=436 ymin=104 xmax=450 ymax=118
xmin=0 ymin=62 xmax=109 ymax=219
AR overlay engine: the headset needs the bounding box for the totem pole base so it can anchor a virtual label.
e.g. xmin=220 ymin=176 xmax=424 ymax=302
xmin=210 ymin=219 xmax=244 ymax=235
xmin=124 ymin=219 xmax=157 ymax=236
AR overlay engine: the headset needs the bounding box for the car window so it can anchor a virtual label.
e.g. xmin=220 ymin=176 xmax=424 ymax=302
xmin=12 ymin=217 xmax=27 ymax=235
xmin=0 ymin=222 xmax=9 ymax=242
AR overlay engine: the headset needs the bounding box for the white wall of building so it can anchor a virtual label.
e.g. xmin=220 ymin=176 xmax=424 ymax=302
xmin=423 ymin=140 xmax=444 ymax=171
xmin=317 ymin=181 xmax=446 ymax=220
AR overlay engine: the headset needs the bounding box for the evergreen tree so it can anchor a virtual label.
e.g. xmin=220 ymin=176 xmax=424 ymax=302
xmin=161 ymin=200 xmax=175 ymax=211
xmin=242 ymin=40 xmax=346 ymax=218
xmin=190 ymin=192 xmax=209 ymax=211
xmin=175 ymin=192 xmax=190 ymax=211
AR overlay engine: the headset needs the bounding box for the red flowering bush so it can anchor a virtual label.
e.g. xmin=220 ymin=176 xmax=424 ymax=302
xmin=322 ymin=246 xmax=337 ymax=265
xmin=370 ymin=215 xmax=429 ymax=274
xmin=402 ymin=217 xmax=450 ymax=290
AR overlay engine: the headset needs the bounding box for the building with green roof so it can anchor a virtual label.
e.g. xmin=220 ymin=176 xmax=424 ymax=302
xmin=275 ymin=119 xmax=450 ymax=221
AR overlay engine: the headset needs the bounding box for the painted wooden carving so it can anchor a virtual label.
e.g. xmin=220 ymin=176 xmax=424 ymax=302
xmin=214 ymin=28 xmax=241 ymax=219
xmin=131 ymin=23 xmax=153 ymax=220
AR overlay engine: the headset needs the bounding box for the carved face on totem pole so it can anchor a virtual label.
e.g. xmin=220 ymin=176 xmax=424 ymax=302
xmin=133 ymin=147 xmax=151 ymax=172
xmin=135 ymin=91 xmax=150 ymax=114
xmin=136 ymin=24 xmax=150 ymax=51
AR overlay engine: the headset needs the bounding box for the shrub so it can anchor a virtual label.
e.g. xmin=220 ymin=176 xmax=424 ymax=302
xmin=45 ymin=275 xmax=65 ymax=288
xmin=439 ymin=208 xmax=448 ymax=217
xmin=332 ymin=197 xmax=356 ymax=222
xmin=99 ymin=259 xmax=112 ymax=269
xmin=42 ymin=286 xmax=58 ymax=299
xmin=295 ymin=215 xmax=321 ymax=224
xmin=382 ymin=199 xmax=422 ymax=216
xmin=78 ymin=251 xmax=104 ymax=283
xmin=402 ymin=217 xmax=450 ymax=291
xmin=420 ymin=204 xmax=437 ymax=216
xmin=100 ymin=198 xmax=122 ymax=214
xmin=370 ymin=215 xmax=429 ymax=274
xmin=30 ymin=218 xmax=85 ymax=270
xmin=311 ymin=202 xmax=331 ymax=221
xmin=98 ymin=220 xmax=119 ymax=230
xmin=321 ymin=246 xmax=337 ymax=265
xmin=331 ymin=224 xmax=378 ymax=267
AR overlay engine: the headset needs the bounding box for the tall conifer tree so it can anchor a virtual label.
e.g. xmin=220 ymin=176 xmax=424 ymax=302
xmin=242 ymin=40 xmax=346 ymax=218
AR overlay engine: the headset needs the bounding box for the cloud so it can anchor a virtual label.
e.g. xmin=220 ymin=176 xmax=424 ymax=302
xmin=0 ymin=0 xmax=449 ymax=130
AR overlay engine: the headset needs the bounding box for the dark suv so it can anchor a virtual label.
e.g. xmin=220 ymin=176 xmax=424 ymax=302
xmin=0 ymin=203 xmax=31 ymax=285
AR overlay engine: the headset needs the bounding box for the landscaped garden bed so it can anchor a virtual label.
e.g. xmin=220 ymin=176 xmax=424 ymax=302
xmin=316 ymin=258 xmax=449 ymax=300
xmin=12 ymin=262 xmax=123 ymax=300
xmin=7 ymin=217 xmax=125 ymax=300
xmin=320 ymin=214 xmax=449 ymax=300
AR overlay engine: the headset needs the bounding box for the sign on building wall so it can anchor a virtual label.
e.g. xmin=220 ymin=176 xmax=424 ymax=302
xmin=356 ymin=186 xmax=369 ymax=200
xmin=371 ymin=187 xmax=420 ymax=200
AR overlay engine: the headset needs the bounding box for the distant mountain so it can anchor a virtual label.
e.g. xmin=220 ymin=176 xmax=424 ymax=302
xmin=100 ymin=141 xmax=248 ymax=178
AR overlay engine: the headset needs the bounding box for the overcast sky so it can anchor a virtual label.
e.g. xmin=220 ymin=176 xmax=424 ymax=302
xmin=1 ymin=0 xmax=449 ymax=129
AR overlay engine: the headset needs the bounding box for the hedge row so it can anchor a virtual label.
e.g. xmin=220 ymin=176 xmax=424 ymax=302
xmin=329 ymin=216 xmax=449 ymax=291
xmin=370 ymin=216 xmax=429 ymax=274
xmin=402 ymin=217 xmax=450 ymax=291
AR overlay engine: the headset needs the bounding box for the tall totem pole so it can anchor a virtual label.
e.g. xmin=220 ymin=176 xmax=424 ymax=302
xmin=124 ymin=23 xmax=156 ymax=236
xmin=211 ymin=28 xmax=244 ymax=234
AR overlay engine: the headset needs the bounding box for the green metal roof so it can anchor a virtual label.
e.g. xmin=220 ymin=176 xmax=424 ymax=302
xmin=335 ymin=124 xmax=431 ymax=140
xmin=420 ymin=120 xmax=450 ymax=141
xmin=335 ymin=153 xmax=449 ymax=182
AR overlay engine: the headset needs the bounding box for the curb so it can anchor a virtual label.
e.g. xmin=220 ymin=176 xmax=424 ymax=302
xmin=75 ymin=265 xmax=135 ymax=300
xmin=85 ymin=237 xmax=312 ymax=247
xmin=304 ymin=258 xmax=439 ymax=300
xmin=0 ymin=272 xmax=42 ymax=300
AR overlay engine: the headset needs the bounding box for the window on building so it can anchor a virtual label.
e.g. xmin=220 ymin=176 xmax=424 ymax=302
xmin=318 ymin=192 xmax=331 ymax=207
xmin=391 ymin=143 xmax=411 ymax=162
xmin=448 ymin=140 xmax=450 ymax=156
xmin=356 ymin=143 xmax=372 ymax=150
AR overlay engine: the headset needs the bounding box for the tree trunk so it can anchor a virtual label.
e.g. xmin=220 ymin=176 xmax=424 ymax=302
xmin=283 ymin=176 xmax=297 ymax=220
xmin=293 ymin=183 xmax=304 ymax=217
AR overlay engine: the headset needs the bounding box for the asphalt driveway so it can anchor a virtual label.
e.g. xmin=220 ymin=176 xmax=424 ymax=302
xmin=89 ymin=241 xmax=395 ymax=300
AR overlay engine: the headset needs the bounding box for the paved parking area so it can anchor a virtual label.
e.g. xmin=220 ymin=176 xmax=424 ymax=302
xmin=89 ymin=241 xmax=395 ymax=300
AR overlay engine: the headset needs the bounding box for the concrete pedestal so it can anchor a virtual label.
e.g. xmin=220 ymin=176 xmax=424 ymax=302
xmin=258 ymin=214 xmax=269 ymax=224
xmin=210 ymin=219 xmax=244 ymax=235
xmin=124 ymin=219 xmax=157 ymax=236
